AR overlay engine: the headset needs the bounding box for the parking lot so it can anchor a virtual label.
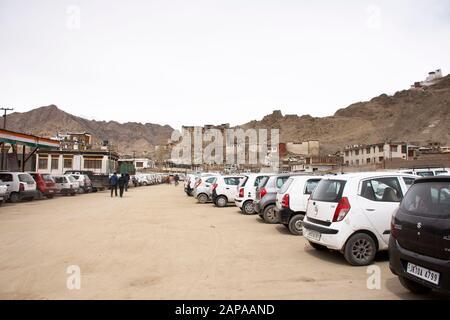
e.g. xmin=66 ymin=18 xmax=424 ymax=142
xmin=0 ymin=184 xmax=444 ymax=300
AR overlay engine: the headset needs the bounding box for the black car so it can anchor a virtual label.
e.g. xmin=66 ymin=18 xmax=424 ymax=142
xmin=389 ymin=176 xmax=450 ymax=295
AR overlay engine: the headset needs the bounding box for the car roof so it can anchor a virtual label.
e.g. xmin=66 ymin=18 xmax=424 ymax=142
xmin=289 ymin=175 xmax=323 ymax=181
xmin=321 ymin=171 xmax=417 ymax=181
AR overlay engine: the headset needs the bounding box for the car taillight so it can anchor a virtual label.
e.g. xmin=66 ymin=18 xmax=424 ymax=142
xmin=260 ymin=188 xmax=267 ymax=199
xmin=19 ymin=183 xmax=25 ymax=192
xmin=332 ymin=197 xmax=351 ymax=222
xmin=391 ymin=210 xmax=401 ymax=239
xmin=239 ymin=187 xmax=244 ymax=198
xmin=212 ymin=183 xmax=218 ymax=190
xmin=281 ymin=194 xmax=290 ymax=208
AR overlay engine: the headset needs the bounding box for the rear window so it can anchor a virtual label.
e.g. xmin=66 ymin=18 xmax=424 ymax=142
xmin=304 ymin=179 xmax=321 ymax=195
xmin=67 ymin=176 xmax=76 ymax=182
xmin=42 ymin=174 xmax=54 ymax=182
xmin=276 ymin=177 xmax=290 ymax=189
xmin=279 ymin=178 xmax=293 ymax=194
xmin=0 ymin=174 xmax=13 ymax=182
xmin=435 ymin=170 xmax=449 ymax=175
xmin=401 ymin=182 xmax=450 ymax=218
xmin=403 ymin=177 xmax=416 ymax=189
xmin=19 ymin=174 xmax=34 ymax=183
xmin=71 ymin=175 xmax=80 ymax=180
xmin=239 ymin=176 xmax=249 ymax=187
xmin=258 ymin=176 xmax=270 ymax=188
xmin=312 ymin=179 xmax=346 ymax=202
xmin=224 ymin=177 xmax=241 ymax=185
xmin=416 ymin=171 xmax=434 ymax=177
xmin=254 ymin=176 xmax=268 ymax=187
xmin=54 ymin=177 xmax=65 ymax=183
xmin=206 ymin=177 xmax=216 ymax=183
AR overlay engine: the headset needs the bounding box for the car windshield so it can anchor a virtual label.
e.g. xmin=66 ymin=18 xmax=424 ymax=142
xmin=279 ymin=178 xmax=293 ymax=194
xmin=312 ymin=179 xmax=346 ymax=202
xmin=401 ymin=181 xmax=450 ymax=218
xmin=0 ymin=174 xmax=13 ymax=182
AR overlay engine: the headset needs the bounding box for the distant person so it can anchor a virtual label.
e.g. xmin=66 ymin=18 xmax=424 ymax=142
xmin=174 ymin=174 xmax=180 ymax=186
xmin=125 ymin=172 xmax=130 ymax=192
xmin=118 ymin=173 xmax=126 ymax=198
xmin=109 ymin=172 xmax=119 ymax=197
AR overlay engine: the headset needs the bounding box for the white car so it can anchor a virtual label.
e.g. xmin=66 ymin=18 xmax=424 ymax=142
xmin=0 ymin=180 xmax=8 ymax=205
xmin=69 ymin=174 xmax=93 ymax=193
xmin=211 ymin=175 xmax=244 ymax=207
xmin=193 ymin=175 xmax=220 ymax=203
xmin=399 ymin=168 xmax=449 ymax=177
xmin=303 ymin=172 xmax=417 ymax=266
xmin=53 ymin=175 xmax=79 ymax=196
xmin=234 ymin=173 xmax=273 ymax=214
xmin=0 ymin=172 xmax=37 ymax=203
xmin=274 ymin=175 xmax=322 ymax=235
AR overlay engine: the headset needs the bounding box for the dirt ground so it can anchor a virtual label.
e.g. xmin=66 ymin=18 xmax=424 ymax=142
xmin=0 ymin=184 xmax=443 ymax=300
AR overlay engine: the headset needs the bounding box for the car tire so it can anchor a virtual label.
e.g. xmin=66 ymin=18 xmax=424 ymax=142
xmin=215 ymin=195 xmax=228 ymax=207
xmin=399 ymin=276 xmax=432 ymax=294
xmin=288 ymin=214 xmax=305 ymax=235
xmin=242 ymin=200 xmax=255 ymax=215
xmin=262 ymin=205 xmax=277 ymax=224
xmin=9 ymin=192 xmax=20 ymax=203
xmin=344 ymin=233 xmax=377 ymax=266
xmin=308 ymin=241 xmax=327 ymax=251
xmin=197 ymin=193 xmax=209 ymax=204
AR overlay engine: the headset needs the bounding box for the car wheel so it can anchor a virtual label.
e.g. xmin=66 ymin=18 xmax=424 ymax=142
xmin=344 ymin=233 xmax=377 ymax=266
xmin=288 ymin=214 xmax=305 ymax=235
xmin=262 ymin=205 xmax=277 ymax=224
xmin=215 ymin=195 xmax=228 ymax=207
xmin=197 ymin=193 xmax=209 ymax=204
xmin=9 ymin=192 xmax=20 ymax=203
xmin=308 ymin=241 xmax=327 ymax=251
xmin=242 ymin=200 xmax=255 ymax=215
xmin=399 ymin=276 xmax=432 ymax=294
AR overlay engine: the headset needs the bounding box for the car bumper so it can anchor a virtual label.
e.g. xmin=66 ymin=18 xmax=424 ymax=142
xmin=276 ymin=207 xmax=295 ymax=224
xmin=254 ymin=199 xmax=261 ymax=214
xmin=302 ymin=218 xmax=348 ymax=251
xmin=389 ymin=237 xmax=450 ymax=294
xmin=234 ymin=197 xmax=244 ymax=208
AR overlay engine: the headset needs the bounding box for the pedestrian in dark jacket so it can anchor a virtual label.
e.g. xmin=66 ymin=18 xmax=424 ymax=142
xmin=118 ymin=173 xmax=126 ymax=198
xmin=125 ymin=173 xmax=130 ymax=192
xmin=110 ymin=172 xmax=118 ymax=197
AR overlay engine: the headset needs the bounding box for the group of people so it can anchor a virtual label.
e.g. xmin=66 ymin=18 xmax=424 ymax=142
xmin=109 ymin=172 xmax=130 ymax=198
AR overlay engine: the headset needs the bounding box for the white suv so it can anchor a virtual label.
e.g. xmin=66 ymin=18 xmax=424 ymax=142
xmin=303 ymin=172 xmax=417 ymax=266
xmin=0 ymin=172 xmax=37 ymax=203
xmin=234 ymin=173 xmax=273 ymax=214
xmin=274 ymin=175 xmax=322 ymax=235
xmin=211 ymin=175 xmax=244 ymax=207
xmin=0 ymin=180 xmax=8 ymax=205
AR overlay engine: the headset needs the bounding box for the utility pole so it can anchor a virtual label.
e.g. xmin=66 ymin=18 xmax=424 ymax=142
xmin=1 ymin=107 xmax=14 ymax=129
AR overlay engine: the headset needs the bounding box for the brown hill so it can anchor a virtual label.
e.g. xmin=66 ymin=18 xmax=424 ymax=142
xmin=6 ymin=105 xmax=174 ymax=155
xmin=242 ymin=75 xmax=450 ymax=154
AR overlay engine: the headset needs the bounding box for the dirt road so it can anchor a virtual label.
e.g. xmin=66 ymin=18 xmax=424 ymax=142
xmin=0 ymin=185 xmax=441 ymax=299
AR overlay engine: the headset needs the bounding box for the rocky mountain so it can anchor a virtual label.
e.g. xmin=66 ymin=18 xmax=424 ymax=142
xmin=242 ymin=74 xmax=450 ymax=154
xmin=6 ymin=105 xmax=174 ymax=155
xmin=6 ymin=74 xmax=450 ymax=156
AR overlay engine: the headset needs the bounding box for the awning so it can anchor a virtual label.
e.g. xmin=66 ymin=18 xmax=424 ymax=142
xmin=0 ymin=129 xmax=60 ymax=149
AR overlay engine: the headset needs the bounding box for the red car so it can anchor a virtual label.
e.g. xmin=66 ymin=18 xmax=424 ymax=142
xmin=29 ymin=173 xmax=57 ymax=199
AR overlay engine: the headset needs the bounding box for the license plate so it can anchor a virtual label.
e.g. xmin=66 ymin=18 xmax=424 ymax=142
xmin=49 ymin=190 xmax=54 ymax=193
xmin=306 ymin=230 xmax=321 ymax=241
xmin=406 ymin=262 xmax=440 ymax=285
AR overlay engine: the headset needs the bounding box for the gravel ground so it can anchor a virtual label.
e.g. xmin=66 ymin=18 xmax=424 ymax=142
xmin=0 ymin=184 xmax=444 ymax=299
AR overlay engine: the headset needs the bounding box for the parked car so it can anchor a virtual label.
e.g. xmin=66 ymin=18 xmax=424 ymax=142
xmin=193 ymin=175 xmax=219 ymax=203
xmin=389 ymin=176 xmax=450 ymax=295
xmin=234 ymin=173 xmax=273 ymax=214
xmin=0 ymin=172 xmax=37 ymax=203
xmin=69 ymin=174 xmax=93 ymax=193
xmin=0 ymin=180 xmax=8 ymax=205
xmin=29 ymin=172 xmax=57 ymax=199
xmin=184 ymin=174 xmax=198 ymax=196
xmin=254 ymin=173 xmax=307 ymax=224
xmin=53 ymin=175 xmax=79 ymax=196
xmin=303 ymin=172 xmax=417 ymax=266
xmin=399 ymin=168 xmax=449 ymax=177
xmin=211 ymin=175 xmax=244 ymax=207
xmin=274 ymin=175 xmax=322 ymax=235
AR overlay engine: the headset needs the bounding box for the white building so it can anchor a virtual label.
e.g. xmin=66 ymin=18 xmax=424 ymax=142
xmin=36 ymin=150 xmax=119 ymax=175
xmin=343 ymin=142 xmax=407 ymax=166
xmin=118 ymin=158 xmax=155 ymax=172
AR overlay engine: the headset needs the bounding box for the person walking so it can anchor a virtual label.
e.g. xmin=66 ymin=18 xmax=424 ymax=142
xmin=125 ymin=172 xmax=130 ymax=192
xmin=109 ymin=172 xmax=119 ymax=197
xmin=118 ymin=173 xmax=126 ymax=198
xmin=174 ymin=174 xmax=180 ymax=186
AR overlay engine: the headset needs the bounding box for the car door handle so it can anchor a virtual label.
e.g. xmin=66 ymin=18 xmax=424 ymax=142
xmin=226 ymin=187 xmax=230 ymax=190
xmin=366 ymin=208 xmax=376 ymax=212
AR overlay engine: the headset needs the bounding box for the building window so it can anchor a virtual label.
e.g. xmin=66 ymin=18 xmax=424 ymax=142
xmin=355 ymin=150 xmax=359 ymax=156
xmin=366 ymin=147 xmax=371 ymax=154
xmin=84 ymin=159 xmax=102 ymax=169
xmin=378 ymin=146 xmax=383 ymax=152
xmin=345 ymin=151 xmax=349 ymax=157
xmin=38 ymin=157 xmax=48 ymax=169
xmin=379 ymin=156 xmax=384 ymax=162
xmin=51 ymin=158 xmax=59 ymax=170
xmin=64 ymin=158 xmax=73 ymax=169
xmin=356 ymin=159 xmax=360 ymax=165
xmin=390 ymin=145 xmax=398 ymax=153
xmin=366 ymin=158 xmax=371 ymax=163
xmin=135 ymin=162 xmax=144 ymax=168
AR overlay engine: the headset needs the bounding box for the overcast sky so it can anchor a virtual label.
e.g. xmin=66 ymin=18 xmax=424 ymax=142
xmin=1 ymin=0 xmax=449 ymax=129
